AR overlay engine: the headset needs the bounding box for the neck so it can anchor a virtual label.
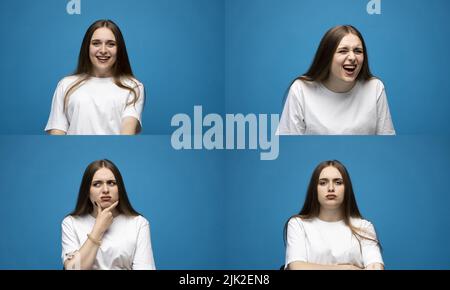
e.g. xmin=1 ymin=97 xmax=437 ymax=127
xmin=91 ymin=70 xmax=113 ymax=78
xmin=318 ymin=208 xmax=344 ymax=222
xmin=323 ymin=77 xmax=356 ymax=93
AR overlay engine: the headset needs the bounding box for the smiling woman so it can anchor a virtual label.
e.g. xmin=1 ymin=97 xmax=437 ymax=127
xmin=45 ymin=20 xmax=145 ymax=135
xmin=277 ymin=25 xmax=395 ymax=135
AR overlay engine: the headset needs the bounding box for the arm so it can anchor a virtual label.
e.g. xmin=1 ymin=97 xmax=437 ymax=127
xmin=45 ymin=79 xmax=69 ymax=134
xmin=64 ymin=201 xmax=119 ymax=270
xmin=47 ymin=129 xmax=66 ymax=135
xmin=277 ymin=80 xmax=306 ymax=135
xmin=132 ymin=219 xmax=156 ymax=270
xmin=375 ymin=82 xmax=395 ymax=135
xmin=120 ymin=116 xmax=141 ymax=135
xmin=287 ymin=261 xmax=362 ymax=270
xmin=365 ymin=263 xmax=384 ymax=270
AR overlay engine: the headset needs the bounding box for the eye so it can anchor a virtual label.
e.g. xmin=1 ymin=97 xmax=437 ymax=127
xmin=91 ymin=41 xmax=100 ymax=47
xmin=319 ymin=180 xmax=327 ymax=186
xmin=107 ymin=42 xmax=116 ymax=48
xmin=92 ymin=182 xmax=101 ymax=187
xmin=354 ymin=49 xmax=363 ymax=54
xmin=335 ymin=180 xmax=344 ymax=185
xmin=107 ymin=180 xmax=117 ymax=186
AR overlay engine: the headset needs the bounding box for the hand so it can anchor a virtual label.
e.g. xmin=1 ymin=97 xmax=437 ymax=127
xmin=338 ymin=264 xmax=363 ymax=270
xmin=91 ymin=201 xmax=119 ymax=239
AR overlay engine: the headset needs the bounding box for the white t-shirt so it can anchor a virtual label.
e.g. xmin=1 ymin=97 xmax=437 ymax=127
xmin=61 ymin=214 xmax=156 ymax=270
xmin=285 ymin=217 xmax=383 ymax=269
xmin=277 ymin=79 xmax=395 ymax=135
xmin=45 ymin=75 xmax=145 ymax=135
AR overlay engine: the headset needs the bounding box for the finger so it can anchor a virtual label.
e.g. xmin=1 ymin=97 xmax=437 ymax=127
xmin=94 ymin=201 xmax=102 ymax=215
xmin=105 ymin=201 xmax=119 ymax=212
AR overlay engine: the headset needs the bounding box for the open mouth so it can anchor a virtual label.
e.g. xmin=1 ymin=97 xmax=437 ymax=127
xmin=96 ymin=56 xmax=111 ymax=63
xmin=343 ymin=65 xmax=357 ymax=74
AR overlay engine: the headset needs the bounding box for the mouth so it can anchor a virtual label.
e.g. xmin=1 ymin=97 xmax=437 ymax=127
xmin=325 ymin=194 xmax=337 ymax=200
xmin=100 ymin=196 xmax=112 ymax=202
xmin=343 ymin=64 xmax=357 ymax=76
xmin=96 ymin=56 xmax=111 ymax=63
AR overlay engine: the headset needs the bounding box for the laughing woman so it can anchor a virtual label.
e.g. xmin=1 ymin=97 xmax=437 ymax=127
xmin=61 ymin=159 xmax=156 ymax=270
xmin=284 ymin=160 xmax=384 ymax=270
xmin=277 ymin=25 xmax=395 ymax=135
xmin=45 ymin=20 xmax=145 ymax=135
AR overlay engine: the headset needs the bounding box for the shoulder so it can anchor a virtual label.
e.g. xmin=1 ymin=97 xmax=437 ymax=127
xmin=121 ymin=76 xmax=144 ymax=89
xmin=291 ymin=78 xmax=318 ymax=91
xmin=350 ymin=217 xmax=376 ymax=230
xmin=360 ymin=78 xmax=385 ymax=93
xmin=288 ymin=216 xmax=311 ymax=228
xmin=59 ymin=75 xmax=83 ymax=86
xmin=122 ymin=214 xmax=150 ymax=227
xmin=61 ymin=215 xmax=90 ymax=226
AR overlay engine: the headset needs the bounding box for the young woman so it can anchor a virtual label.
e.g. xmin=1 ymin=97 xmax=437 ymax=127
xmin=284 ymin=160 xmax=384 ymax=270
xmin=277 ymin=25 xmax=395 ymax=135
xmin=61 ymin=159 xmax=156 ymax=270
xmin=45 ymin=20 xmax=145 ymax=135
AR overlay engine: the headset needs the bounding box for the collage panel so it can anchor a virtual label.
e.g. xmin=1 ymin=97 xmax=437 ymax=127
xmin=0 ymin=0 xmax=224 ymax=135
xmin=0 ymin=136 xmax=225 ymax=269
xmin=225 ymin=136 xmax=450 ymax=269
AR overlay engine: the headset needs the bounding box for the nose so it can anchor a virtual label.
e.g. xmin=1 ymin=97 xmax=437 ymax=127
xmin=347 ymin=51 xmax=355 ymax=61
xmin=100 ymin=44 xmax=107 ymax=54
xmin=101 ymin=183 xmax=109 ymax=193
xmin=328 ymin=183 xmax=335 ymax=192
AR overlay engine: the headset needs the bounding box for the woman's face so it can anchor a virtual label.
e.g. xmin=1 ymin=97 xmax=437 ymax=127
xmin=328 ymin=33 xmax=364 ymax=85
xmin=89 ymin=27 xmax=117 ymax=77
xmin=317 ymin=166 xmax=345 ymax=210
xmin=89 ymin=167 xmax=119 ymax=210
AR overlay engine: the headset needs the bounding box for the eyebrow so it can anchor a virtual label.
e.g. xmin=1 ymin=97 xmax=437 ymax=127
xmin=91 ymin=39 xmax=116 ymax=43
xmin=337 ymin=46 xmax=363 ymax=50
xmin=319 ymin=178 xmax=343 ymax=181
xmin=92 ymin=179 xmax=117 ymax=182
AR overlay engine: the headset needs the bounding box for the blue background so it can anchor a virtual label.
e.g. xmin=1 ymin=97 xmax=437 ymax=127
xmin=0 ymin=136 xmax=225 ymax=269
xmin=225 ymin=136 xmax=450 ymax=270
xmin=1 ymin=0 xmax=450 ymax=134
xmin=0 ymin=0 xmax=224 ymax=134
xmin=225 ymin=0 xmax=450 ymax=135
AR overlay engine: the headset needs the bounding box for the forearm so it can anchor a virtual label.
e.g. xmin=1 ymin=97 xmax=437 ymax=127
xmin=120 ymin=117 xmax=140 ymax=135
xmin=365 ymin=263 xmax=384 ymax=270
xmin=47 ymin=129 xmax=66 ymax=135
xmin=287 ymin=261 xmax=361 ymax=270
xmin=64 ymin=229 xmax=103 ymax=270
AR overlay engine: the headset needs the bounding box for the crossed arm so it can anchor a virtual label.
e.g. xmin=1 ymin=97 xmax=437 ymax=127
xmin=287 ymin=261 xmax=384 ymax=270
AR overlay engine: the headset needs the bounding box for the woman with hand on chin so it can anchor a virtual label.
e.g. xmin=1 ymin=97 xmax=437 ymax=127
xmin=284 ymin=160 xmax=384 ymax=270
xmin=61 ymin=159 xmax=155 ymax=270
xmin=45 ymin=19 xmax=145 ymax=135
xmin=277 ymin=25 xmax=395 ymax=135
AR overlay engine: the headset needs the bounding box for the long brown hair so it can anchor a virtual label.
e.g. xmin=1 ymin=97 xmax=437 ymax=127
xmin=296 ymin=25 xmax=374 ymax=83
xmin=68 ymin=159 xmax=140 ymax=217
xmin=284 ymin=160 xmax=381 ymax=252
xmin=63 ymin=19 xmax=140 ymax=111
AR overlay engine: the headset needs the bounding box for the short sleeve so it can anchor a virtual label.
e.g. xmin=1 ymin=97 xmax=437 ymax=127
xmin=375 ymin=82 xmax=396 ymax=135
xmin=285 ymin=218 xmax=308 ymax=268
xmin=360 ymin=221 xmax=384 ymax=268
xmin=276 ymin=81 xmax=306 ymax=135
xmin=132 ymin=217 xmax=156 ymax=270
xmin=122 ymin=82 xmax=145 ymax=125
xmin=61 ymin=216 xmax=80 ymax=265
xmin=45 ymin=80 xmax=69 ymax=133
